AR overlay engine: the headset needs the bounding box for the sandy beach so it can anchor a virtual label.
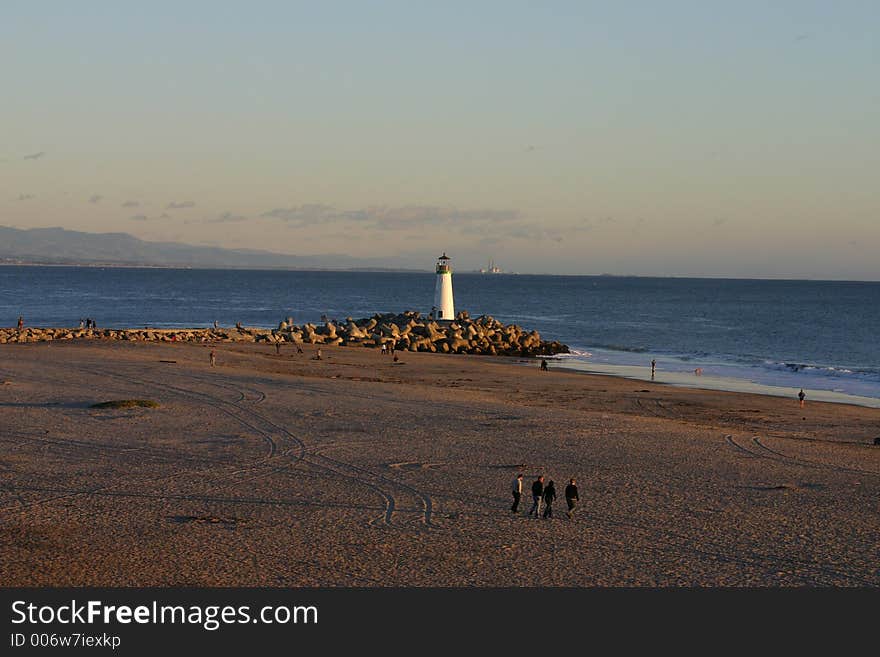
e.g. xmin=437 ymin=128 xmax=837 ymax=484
xmin=1 ymin=339 xmax=878 ymax=586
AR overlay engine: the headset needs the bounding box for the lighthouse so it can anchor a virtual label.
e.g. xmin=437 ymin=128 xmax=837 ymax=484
xmin=433 ymin=252 xmax=455 ymax=321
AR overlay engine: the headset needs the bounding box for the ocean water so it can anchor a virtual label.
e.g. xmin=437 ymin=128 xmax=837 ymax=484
xmin=2 ymin=266 xmax=879 ymax=403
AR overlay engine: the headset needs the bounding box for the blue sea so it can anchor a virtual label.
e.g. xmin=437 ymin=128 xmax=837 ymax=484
xmin=2 ymin=266 xmax=879 ymax=403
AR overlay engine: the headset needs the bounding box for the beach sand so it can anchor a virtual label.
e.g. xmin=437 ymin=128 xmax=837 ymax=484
xmin=1 ymin=340 xmax=878 ymax=586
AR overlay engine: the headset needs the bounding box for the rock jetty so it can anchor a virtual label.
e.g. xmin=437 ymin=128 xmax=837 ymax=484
xmin=0 ymin=311 xmax=569 ymax=357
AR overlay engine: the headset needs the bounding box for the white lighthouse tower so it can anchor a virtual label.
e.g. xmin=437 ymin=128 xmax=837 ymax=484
xmin=433 ymin=252 xmax=455 ymax=321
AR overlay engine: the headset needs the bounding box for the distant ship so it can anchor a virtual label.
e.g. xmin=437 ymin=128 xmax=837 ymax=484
xmin=478 ymin=259 xmax=503 ymax=274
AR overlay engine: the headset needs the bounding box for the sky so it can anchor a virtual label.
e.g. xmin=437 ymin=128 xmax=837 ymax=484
xmin=2 ymin=1 xmax=878 ymax=278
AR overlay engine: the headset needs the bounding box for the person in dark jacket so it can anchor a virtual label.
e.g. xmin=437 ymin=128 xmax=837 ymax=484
xmin=529 ymin=476 xmax=544 ymax=518
xmin=565 ymin=478 xmax=579 ymax=519
xmin=542 ymin=480 xmax=556 ymax=519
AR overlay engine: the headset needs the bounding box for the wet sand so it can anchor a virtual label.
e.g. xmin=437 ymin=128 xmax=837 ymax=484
xmin=1 ymin=340 xmax=878 ymax=586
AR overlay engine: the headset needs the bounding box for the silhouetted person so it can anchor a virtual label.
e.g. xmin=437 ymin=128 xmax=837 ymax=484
xmin=275 ymin=342 xmax=281 ymax=355
xmin=17 ymin=316 xmax=23 ymax=331
xmin=540 ymin=359 xmax=548 ymax=372
xmin=209 ymin=349 xmax=216 ymax=367
xmin=511 ymin=474 xmax=524 ymax=513
xmin=529 ymin=476 xmax=544 ymax=518
xmin=651 ymin=359 xmax=656 ymax=379
xmin=316 ymin=347 xmax=322 ymax=360
xmin=565 ymin=478 xmax=579 ymax=519
xmin=542 ymin=480 xmax=556 ymax=519
xmin=798 ymin=388 xmax=806 ymax=408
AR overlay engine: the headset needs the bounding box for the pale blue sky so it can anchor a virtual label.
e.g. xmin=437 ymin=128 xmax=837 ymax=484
xmin=2 ymin=1 xmax=878 ymax=277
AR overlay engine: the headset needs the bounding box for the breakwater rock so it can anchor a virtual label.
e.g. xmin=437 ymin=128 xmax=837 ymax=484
xmin=281 ymin=311 xmax=569 ymax=356
xmin=1 ymin=311 xmax=569 ymax=357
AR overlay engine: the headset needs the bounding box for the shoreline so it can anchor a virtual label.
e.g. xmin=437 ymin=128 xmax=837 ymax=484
xmin=549 ymin=359 xmax=880 ymax=410
xmin=3 ymin=324 xmax=879 ymax=409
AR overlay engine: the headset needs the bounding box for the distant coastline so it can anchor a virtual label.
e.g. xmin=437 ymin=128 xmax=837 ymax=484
xmin=2 ymin=261 xmax=879 ymax=282
xmin=0 ymin=260 xmax=430 ymax=273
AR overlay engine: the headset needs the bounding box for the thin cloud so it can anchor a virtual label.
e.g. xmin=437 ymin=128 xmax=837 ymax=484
xmin=577 ymin=218 xmax=595 ymax=232
xmin=207 ymin=211 xmax=248 ymax=224
xmin=23 ymin=152 xmax=46 ymax=160
xmin=262 ymin=204 xmax=520 ymax=233
xmin=166 ymin=201 xmax=196 ymax=209
xmin=260 ymin=203 xmax=596 ymax=245
xmin=121 ymin=200 xmax=140 ymax=208
xmin=14 ymin=193 xmax=34 ymax=201
xmin=260 ymin=204 xmax=338 ymax=226
xmin=129 ymin=214 xmax=151 ymax=221
xmin=712 ymin=217 xmax=728 ymax=227
xmin=89 ymin=194 xmax=103 ymax=204
xmin=361 ymin=206 xmax=521 ymax=230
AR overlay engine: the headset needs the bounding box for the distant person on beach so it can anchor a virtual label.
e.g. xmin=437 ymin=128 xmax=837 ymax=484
xmin=389 ymin=342 xmax=395 ymax=356
xmin=17 ymin=316 xmax=23 ymax=330
xmin=316 ymin=348 xmax=322 ymax=360
xmin=275 ymin=342 xmax=281 ymax=355
xmin=209 ymin=349 xmax=216 ymax=367
xmin=214 ymin=320 xmax=219 ymax=330
xmin=694 ymin=367 xmax=703 ymax=376
xmin=529 ymin=476 xmax=544 ymax=518
xmin=79 ymin=318 xmax=84 ymax=329
xmin=381 ymin=343 xmax=388 ymax=355
xmin=542 ymin=480 xmax=556 ymax=519
xmin=565 ymin=478 xmax=579 ymax=519
xmin=511 ymin=473 xmax=523 ymax=513
xmin=540 ymin=359 xmax=548 ymax=371
xmin=798 ymin=388 xmax=806 ymax=408
xmin=651 ymin=359 xmax=656 ymax=379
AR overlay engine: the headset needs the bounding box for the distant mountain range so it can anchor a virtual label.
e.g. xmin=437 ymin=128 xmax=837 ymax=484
xmin=0 ymin=226 xmax=428 ymax=271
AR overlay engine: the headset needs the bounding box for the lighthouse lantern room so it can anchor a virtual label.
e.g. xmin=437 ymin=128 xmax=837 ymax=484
xmin=433 ymin=253 xmax=455 ymax=321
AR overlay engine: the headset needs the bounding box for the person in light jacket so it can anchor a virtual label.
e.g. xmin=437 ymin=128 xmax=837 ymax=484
xmin=510 ymin=474 xmax=524 ymax=513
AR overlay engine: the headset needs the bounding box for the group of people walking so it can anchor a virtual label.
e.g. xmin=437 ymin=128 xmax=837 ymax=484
xmin=511 ymin=474 xmax=579 ymax=519
xmin=78 ymin=318 xmax=97 ymax=329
